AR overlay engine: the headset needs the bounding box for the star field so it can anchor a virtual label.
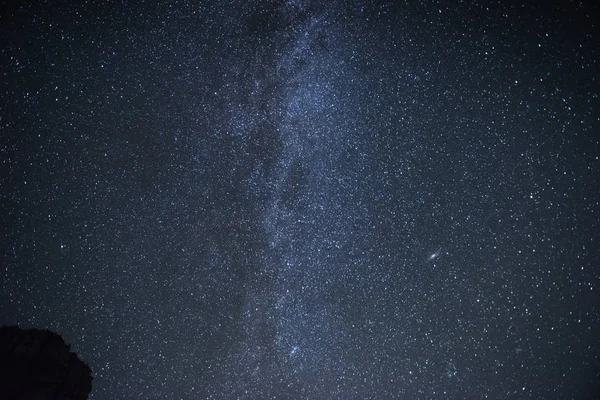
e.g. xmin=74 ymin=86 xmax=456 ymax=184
xmin=1 ymin=1 xmax=599 ymax=398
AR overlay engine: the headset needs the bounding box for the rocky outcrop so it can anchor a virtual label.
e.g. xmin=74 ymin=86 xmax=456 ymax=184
xmin=0 ymin=326 xmax=92 ymax=399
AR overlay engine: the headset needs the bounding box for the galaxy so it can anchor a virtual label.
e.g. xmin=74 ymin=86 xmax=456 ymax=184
xmin=1 ymin=0 xmax=599 ymax=398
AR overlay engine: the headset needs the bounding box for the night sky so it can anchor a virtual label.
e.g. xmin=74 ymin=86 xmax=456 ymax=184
xmin=1 ymin=1 xmax=599 ymax=398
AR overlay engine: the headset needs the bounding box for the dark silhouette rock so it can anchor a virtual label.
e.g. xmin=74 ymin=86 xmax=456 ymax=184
xmin=0 ymin=326 xmax=92 ymax=400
